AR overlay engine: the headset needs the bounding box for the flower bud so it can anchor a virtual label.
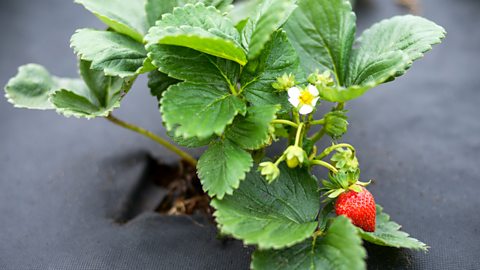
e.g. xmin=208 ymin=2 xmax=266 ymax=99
xmin=284 ymin=145 xmax=306 ymax=168
xmin=324 ymin=110 xmax=348 ymax=139
xmin=272 ymin=73 xmax=296 ymax=91
xmin=259 ymin=162 xmax=280 ymax=183
xmin=308 ymin=70 xmax=334 ymax=87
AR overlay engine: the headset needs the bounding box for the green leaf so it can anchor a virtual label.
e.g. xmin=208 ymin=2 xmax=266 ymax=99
xmin=148 ymin=70 xmax=180 ymax=99
xmin=285 ymin=0 xmax=356 ymax=86
xmin=225 ymin=105 xmax=279 ymax=150
xmin=4 ymin=64 xmax=79 ymax=110
xmin=251 ymin=216 xmax=366 ymax=270
xmin=50 ymin=61 xmax=126 ymax=118
xmin=197 ymin=140 xmax=253 ymax=198
xmin=359 ymin=205 xmax=428 ymax=251
xmin=146 ymin=0 xmax=233 ymax=27
xmin=148 ymin=45 xmax=240 ymax=89
xmin=50 ymin=89 xmax=101 ymax=117
xmin=161 ymin=82 xmax=246 ymax=139
xmin=229 ymin=0 xmax=262 ymax=24
xmin=145 ymin=3 xmax=246 ymax=65
xmin=71 ymin=29 xmax=150 ymax=78
xmin=211 ymin=164 xmax=320 ymax=249
xmin=203 ymin=0 xmax=233 ymax=11
xmin=347 ymin=15 xmax=446 ymax=87
xmin=145 ymin=3 xmax=247 ymax=65
xmin=241 ymin=30 xmax=302 ymax=112
xmin=241 ymin=0 xmax=297 ymax=60
xmin=75 ymin=0 xmax=148 ymax=42
xmin=166 ymin=129 xmax=215 ymax=148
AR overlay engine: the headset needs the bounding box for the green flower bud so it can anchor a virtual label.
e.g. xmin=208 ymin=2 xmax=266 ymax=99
xmin=307 ymin=70 xmax=334 ymax=87
xmin=331 ymin=148 xmax=359 ymax=173
xmin=324 ymin=110 xmax=348 ymax=139
xmin=259 ymin=161 xmax=280 ymax=183
xmin=272 ymin=73 xmax=296 ymax=91
xmin=284 ymin=145 xmax=306 ymax=168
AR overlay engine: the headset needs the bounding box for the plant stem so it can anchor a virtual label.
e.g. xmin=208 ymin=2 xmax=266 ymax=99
xmin=310 ymin=128 xmax=325 ymax=143
xmin=316 ymin=143 xmax=355 ymax=160
xmin=310 ymin=159 xmax=339 ymax=174
xmin=271 ymin=119 xmax=299 ymax=128
xmin=105 ymin=114 xmax=197 ymax=167
xmin=294 ymin=123 xmax=304 ymax=146
xmin=310 ymin=118 xmax=325 ymax=125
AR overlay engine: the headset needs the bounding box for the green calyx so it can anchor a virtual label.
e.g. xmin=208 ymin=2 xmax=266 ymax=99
xmin=308 ymin=69 xmax=335 ymax=87
xmin=321 ymin=169 xmax=371 ymax=199
xmin=272 ymin=73 xmax=296 ymax=91
xmin=331 ymin=147 xmax=358 ymax=172
xmin=285 ymin=145 xmax=306 ymax=168
xmin=259 ymin=161 xmax=280 ymax=183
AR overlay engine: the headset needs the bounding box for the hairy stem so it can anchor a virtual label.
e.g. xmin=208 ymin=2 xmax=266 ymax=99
xmin=294 ymin=123 xmax=304 ymax=146
xmin=105 ymin=114 xmax=197 ymax=167
xmin=310 ymin=128 xmax=326 ymax=143
xmin=310 ymin=159 xmax=339 ymax=174
xmin=272 ymin=119 xmax=299 ymax=128
xmin=310 ymin=118 xmax=325 ymax=125
xmin=316 ymin=143 xmax=356 ymax=160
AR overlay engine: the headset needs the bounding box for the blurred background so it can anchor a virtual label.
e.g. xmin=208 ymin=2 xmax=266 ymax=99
xmin=0 ymin=0 xmax=479 ymax=269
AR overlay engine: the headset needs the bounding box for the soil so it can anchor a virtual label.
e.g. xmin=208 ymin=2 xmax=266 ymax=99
xmin=151 ymin=159 xmax=212 ymax=217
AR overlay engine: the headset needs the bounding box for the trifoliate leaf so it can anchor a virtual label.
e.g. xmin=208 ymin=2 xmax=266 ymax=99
xmin=75 ymin=0 xmax=148 ymax=42
xmin=161 ymin=82 xmax=246 ymax=139
xmin=241 ymin=30 xmax=301 ymax=112
xmin=251 ymin=216 xmax=366 ymax=270
xmin=241 ymin=0 xmax=297 ymax=60
xmin=285 ymin=0 xmax=356 ymax=86
xmin=197 ymin=140 xmax=253 ymax=199
xmin=50 ymin=60 xmax=126 ymax=118
xmin=347 ymin=15 xmax=446 ymax=87
xmin=4 ymin=64 xmax=79 ymax=110
xmin=146 ymin=0 xmax=233 ymax=27
xmin=145 ymin=3 xmax=246 ymax=65
xmin=148 ymin=45 xmax=240 ymax=89
xmin=211 ymin=164 xmax=320 ymax=249
xmin=359 ymin=205 xmax=428 ymax=251
xmin=225 ymin=105 xmax=279 ymax=150
xmin=71 ymin=29 xmax=151 ymax=78
xmin=148 ymin=70 xmax=180 ymax=100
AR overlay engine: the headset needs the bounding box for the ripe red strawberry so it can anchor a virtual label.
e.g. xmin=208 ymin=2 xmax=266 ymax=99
xmin=334 ymin=187 xmax=376 ymax=232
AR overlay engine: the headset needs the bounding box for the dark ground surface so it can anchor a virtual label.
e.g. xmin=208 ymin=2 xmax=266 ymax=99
xmin=1 ymin=0 xmax=479 ymax=269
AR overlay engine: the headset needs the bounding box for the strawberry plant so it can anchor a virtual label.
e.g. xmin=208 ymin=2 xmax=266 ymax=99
xmin=4 ymin=0 xmax=445 ymax=268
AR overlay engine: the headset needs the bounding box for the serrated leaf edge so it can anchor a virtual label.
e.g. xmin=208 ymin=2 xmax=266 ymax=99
xmin=70 ymin=28 xmax=148 ymax=78
xmin=359 ymin=205 xmax=429 ymax=251
xmin=197 ymin=140 xmax=253 ymax=199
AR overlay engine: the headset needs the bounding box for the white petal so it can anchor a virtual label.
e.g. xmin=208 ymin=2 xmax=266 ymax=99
xmin=288 ymin=87 xmax=301 ymax=98
xmin=299 ymin=105 xmax=314 ymax=115
xmin=311 ymin=97 xmax=320 ymax=106
xmin=307 ymin=84 xmax=319 ymax=96
xmin=289 ymin=96 xmax=300 ymax=107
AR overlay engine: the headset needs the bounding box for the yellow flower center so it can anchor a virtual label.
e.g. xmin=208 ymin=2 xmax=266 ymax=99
xmin=299 ymin=90 xmax=314 ymax=105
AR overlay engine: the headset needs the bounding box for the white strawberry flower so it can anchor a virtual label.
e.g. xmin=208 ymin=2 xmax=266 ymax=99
xmin=288 ymin=84 xmax=320 ymax=115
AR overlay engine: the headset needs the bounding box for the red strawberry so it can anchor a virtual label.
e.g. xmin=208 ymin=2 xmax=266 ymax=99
xmin=334 ymin=187 xmax=376 ymax=232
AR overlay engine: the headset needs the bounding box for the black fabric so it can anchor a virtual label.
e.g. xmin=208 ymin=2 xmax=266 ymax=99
xmin=0 ymin=0 xmax=479 ymax=269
